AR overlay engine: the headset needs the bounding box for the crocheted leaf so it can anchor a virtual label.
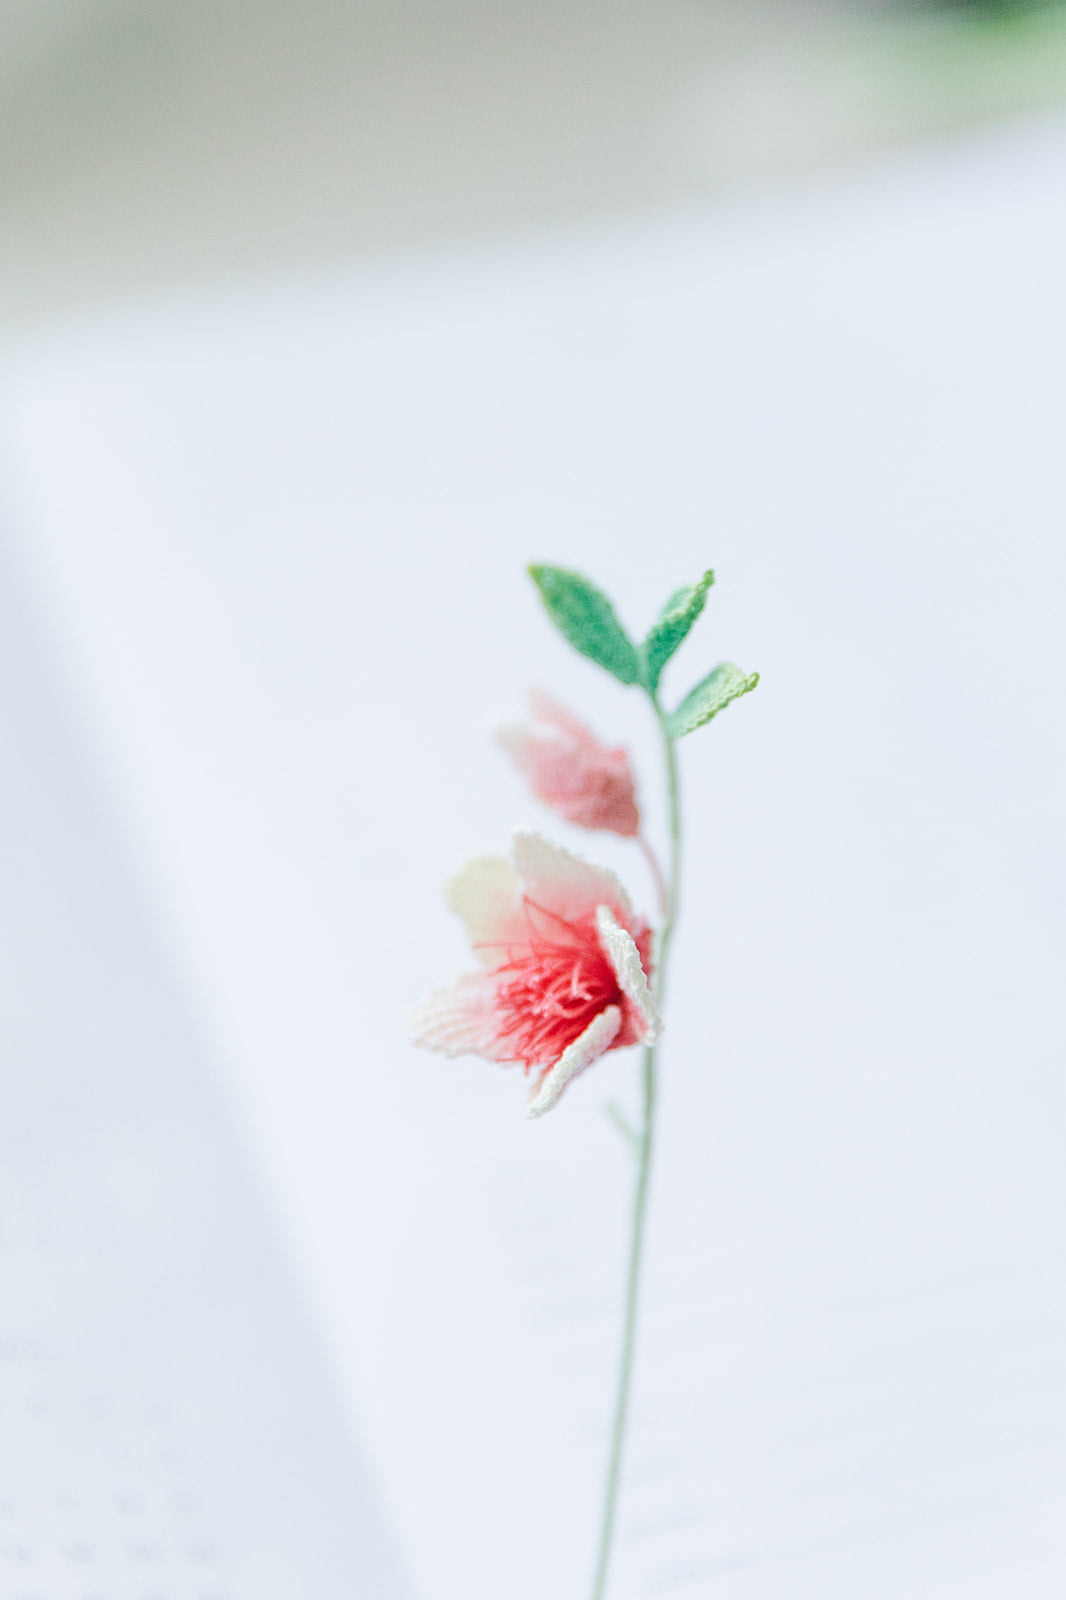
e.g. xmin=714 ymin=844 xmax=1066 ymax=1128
xmin=528 ymin=565 xmax=640 ymax=686
xmin=668 ymin=662 xmax=759 ymax=738
xmin=639 ymin=569 xmax=715 ymax=694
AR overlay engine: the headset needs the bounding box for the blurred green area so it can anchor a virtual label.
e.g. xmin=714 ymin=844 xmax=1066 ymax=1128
xmin=936 ymin=0 xmax=1059 ymax=13
xmin=823 ymin=3 xmax=1066 ymax=135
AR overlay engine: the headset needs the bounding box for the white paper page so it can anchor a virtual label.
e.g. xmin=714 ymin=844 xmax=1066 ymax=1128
xmin=0 ymin=546 xmax=416 ymax=1597
xmin=1 ymin=112 xmax=1066 ymax=1599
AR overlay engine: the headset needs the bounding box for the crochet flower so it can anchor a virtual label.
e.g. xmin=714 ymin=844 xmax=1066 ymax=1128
xmin=495 ymin=691 xmax=640 ymax=838
xmin=412 ymin=828 xmax=660 ymax=1117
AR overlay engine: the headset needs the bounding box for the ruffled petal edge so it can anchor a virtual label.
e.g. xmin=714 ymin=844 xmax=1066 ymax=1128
xmin=595 ymin=905 xmax=661 ymax=1044
xmin=512 ymin=827 xmax=633 ymax=924
xmin=524 ymin=1004 xmax=622 ymax=1119
xmin=411 ymin=972 xmax=509 ymax=1060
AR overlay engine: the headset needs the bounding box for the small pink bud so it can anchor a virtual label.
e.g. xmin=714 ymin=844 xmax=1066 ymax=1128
xmin=496 ymin=691 xmax=640 ymax=838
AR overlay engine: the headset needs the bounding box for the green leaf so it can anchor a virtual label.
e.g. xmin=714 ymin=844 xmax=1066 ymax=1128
xmin=638 ymin=569 xmax=715 ymax=694
xmin=528 ymin=565 xmax=640 ymax=686
xmin=667 ymin=661 xmax=759 ymax=738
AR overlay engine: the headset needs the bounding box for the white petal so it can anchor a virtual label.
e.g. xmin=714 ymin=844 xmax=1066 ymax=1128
xmin=595 ymin=905 xmax=661 ymax=1044
xmin=445 ymin=855 xmax=523 ymax=969
xmin=524 ymin=1005 xmax=622 ymax=1119
xmin=511 ymin=827 xmax=633 ymax=925
xmin=411 ymin=973 xmax=505 ymax=1059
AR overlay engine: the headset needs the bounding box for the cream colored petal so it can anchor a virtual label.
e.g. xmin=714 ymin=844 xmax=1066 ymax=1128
xmin=595 ymin=905 xmax=661 ymax=1044
xmin=524 ymin=1005 xmax=622 ymax=1120
xmin=410 ymin=972 xmax=507 ymax=1060
xmin=445 ymin=854 xmax=523 ymax=969
xmin=511 ymin=827 xmax=633 ymax=925
xmin=492 ymin=718 xmax=532 ymax=763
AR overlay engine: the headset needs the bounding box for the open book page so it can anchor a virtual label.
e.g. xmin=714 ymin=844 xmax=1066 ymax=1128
xmin=0 ymin=549 xmax=417 ymax=1595
xmin=1 ymin=112 xmax=1066 ymax=1599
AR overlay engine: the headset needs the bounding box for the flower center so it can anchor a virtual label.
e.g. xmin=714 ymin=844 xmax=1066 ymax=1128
xmin=492 ymin=898 xmax=621 ymax=1070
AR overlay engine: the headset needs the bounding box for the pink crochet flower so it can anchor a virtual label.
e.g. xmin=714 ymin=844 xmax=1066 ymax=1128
xmin=496 ymin=691 xmax=640 ymax=838
xmin=412 ymin=829 xmax=660 ymax=1117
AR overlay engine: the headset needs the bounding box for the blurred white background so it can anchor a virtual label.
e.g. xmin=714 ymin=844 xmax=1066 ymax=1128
xmin=2 ymin=5 xmax=1066 ymax=1599
xmin=2 ymin=0 xmax=1066 ymax=320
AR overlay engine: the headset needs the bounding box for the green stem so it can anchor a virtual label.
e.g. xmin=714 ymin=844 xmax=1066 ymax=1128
xmin=590 ymin=707 xmax=681 ymax=1600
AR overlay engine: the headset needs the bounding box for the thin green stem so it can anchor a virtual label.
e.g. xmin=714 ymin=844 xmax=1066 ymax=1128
xmin=589 ymin=1042 xmax=655 ymax=1600
xmin=590 ymin=706 xmax=681 ymax=1600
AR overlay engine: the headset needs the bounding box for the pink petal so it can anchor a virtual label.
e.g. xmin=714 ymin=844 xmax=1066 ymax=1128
xmin=526 ymin=688 xmax=594 ymax=743
xmin=410 ymin=972 xmax=509 ymax=1060
xmin=595 ymin=905 xmax=661 ymax=1044
xmin=496 ymin=693 xmax=641 ymax=838
xmin=525 ymin=1005 xmax=623 ymax=1119
xmin=511 ymin=828 xmax=633 ymax=927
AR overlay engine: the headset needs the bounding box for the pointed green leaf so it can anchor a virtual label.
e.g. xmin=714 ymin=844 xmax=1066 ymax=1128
xmin=638 ymin=569 xmax=715 ymax=693
xmin=667 ymin=661 xmax=759 ymax=738
xmin=528 ymin=565 xmax=640 ymax=686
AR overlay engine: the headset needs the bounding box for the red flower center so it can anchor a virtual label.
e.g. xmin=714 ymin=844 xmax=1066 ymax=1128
xmin=487 ymin=897 xmax=650 ymax=1071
